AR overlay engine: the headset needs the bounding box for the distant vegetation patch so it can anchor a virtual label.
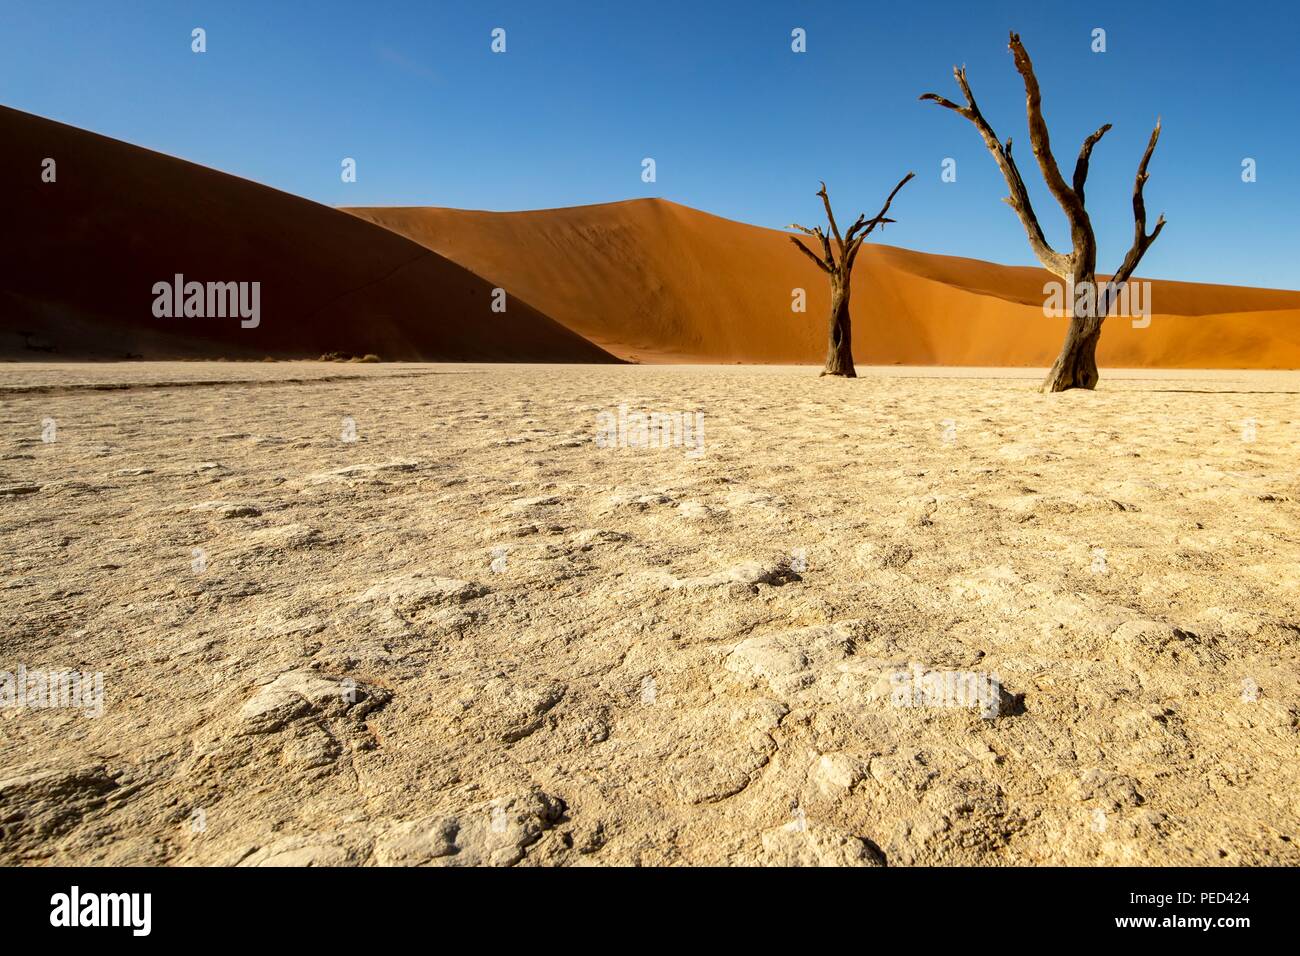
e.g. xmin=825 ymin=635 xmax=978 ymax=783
xmin=318 ymin=352 xmax=381 ymax=363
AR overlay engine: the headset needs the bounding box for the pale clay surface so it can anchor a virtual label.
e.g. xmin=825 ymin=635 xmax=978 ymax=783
xmin=1 ymin=362 xmax=1298 ymax=866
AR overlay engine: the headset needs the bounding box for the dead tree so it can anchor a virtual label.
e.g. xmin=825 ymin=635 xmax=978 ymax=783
xmin=789 ymin=174 xmax=914 ymax=377
xmin=921 ymin=32 xmax=1165 ymax=392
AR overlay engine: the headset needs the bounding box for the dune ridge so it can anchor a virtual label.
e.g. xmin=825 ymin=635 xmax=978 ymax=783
xmin=2 ymin=104 xmax=1295 ymax=370
xmin=347 ymin=200 xmax=1300 ymax=369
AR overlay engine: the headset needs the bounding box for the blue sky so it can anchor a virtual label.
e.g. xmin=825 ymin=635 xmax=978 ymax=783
xmin=2 ymin=0 xmax=1296 ymax=288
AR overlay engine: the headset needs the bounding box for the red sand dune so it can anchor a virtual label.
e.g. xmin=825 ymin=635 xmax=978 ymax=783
xmin=0 ymin=106 xmax=616 ymax=363
xmin=347 ymin=200 xmax=1300 ymax=369
xmin=3 ymin=105 xmax=1295 ymax=369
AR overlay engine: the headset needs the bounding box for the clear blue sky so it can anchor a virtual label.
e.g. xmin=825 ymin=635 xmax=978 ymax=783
xmin=2 ymin=0 xmax=1296 ymax=288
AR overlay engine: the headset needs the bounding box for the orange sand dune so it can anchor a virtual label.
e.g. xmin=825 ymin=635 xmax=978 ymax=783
xmin=3 ymin=103 xmax=1293 ymax=370
xmin=347 ymin=200 xmax=1300 ymax=369
xmin=0 ymin=107 xmax=616 ymax=363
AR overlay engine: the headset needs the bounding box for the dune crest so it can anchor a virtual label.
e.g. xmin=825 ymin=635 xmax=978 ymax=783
xmin=3 ymin=104 xmax=1295 ymax=370
xmin=348 ymin=200 xmax=1300 ymax=369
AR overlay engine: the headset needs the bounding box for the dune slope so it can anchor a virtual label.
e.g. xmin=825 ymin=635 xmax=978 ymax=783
xmin=0 ymin=107 xmax=616 ymax=363
xmin=348 ymin=200 xmax=1300 ymax=369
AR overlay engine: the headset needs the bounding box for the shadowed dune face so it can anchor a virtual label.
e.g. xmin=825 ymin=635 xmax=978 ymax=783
xmin=347 ymin=201 xmax=1300 ymax=369
xmin=0 ymin=107 xmax=617 ymax=363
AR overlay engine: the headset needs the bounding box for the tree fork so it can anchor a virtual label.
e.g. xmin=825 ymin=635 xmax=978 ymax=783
xmin=921 ymin=31 xmax=1166 ymax=392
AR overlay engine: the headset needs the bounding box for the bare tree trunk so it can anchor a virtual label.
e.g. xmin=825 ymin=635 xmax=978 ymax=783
xmin=1043 ymin=316 xmax=1102 ymax=391
xmin=1042 ymin=271 xmax=1102 ymax=391
xmin=822 ymin=284 xmax=856 ymax=377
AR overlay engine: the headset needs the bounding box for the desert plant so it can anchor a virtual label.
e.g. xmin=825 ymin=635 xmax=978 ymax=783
xmin=922 ymin=31 xmax=1166 ymax=392
xmin=788 ymin=175 xmax=914 ymax=377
